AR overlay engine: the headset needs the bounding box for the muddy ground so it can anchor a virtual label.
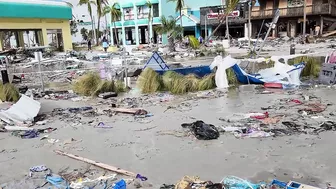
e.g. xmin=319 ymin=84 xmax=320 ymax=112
xmin=0 ymin=86 xmax=336 ymax=188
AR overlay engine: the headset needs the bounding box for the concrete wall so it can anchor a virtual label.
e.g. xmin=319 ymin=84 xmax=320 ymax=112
xmin=184 ymin=0 xmax=222 ymax=10
xmin=0 ymin=18 xmax=72 ymax=51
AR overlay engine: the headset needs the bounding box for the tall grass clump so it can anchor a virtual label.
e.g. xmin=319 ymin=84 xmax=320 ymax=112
xmin=73 ymin=73 xmax=101 ymax=96
xmin=93 ymin=80 xmax=115 ymax=96
xmin=197 ymin=73 xmax=215 ymax=90
xmin=185 ymin=74 xmax=200 ymax=92
xmin=226 ymin=68 xmax=238 ymax=85
xmin=115 ymin=80 xmax=127 ymax=92
xmin=162 ymin=71 xmax=183 ymax=90
xmin=137 ymin=68 xmax=162 ymax=93
xmin=0 ymin=83 xmax=20 ymax=102
xmin=289 ymin=56 xmax=322 ymax=77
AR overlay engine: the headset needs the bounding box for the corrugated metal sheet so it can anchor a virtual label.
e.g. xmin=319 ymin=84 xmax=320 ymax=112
xmin=0 ymin=95 xmax=41 ymax=124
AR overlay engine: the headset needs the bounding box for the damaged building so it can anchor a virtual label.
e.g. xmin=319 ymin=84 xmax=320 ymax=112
xmin=250 ymin=0 xmax=336 ymax=37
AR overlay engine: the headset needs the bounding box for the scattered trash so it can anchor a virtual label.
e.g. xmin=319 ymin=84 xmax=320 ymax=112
xmin=113 ymin=179 xmax=127 ymax=189
xmin=300 ymin=103 xmax=327 ymax=114
xmin=54 ymin=150 xmax=146 ymax=179
xmin=20 ymin=130 xmax=39 ymax=139
xmin=48 ymin=138 xmax=59 ymax=144
xmin=234 ymin=127 xmax=274 ymax=138
xmin=250 ymin=112 xmax=269 ymax=120
xmin=98 ymin=92 xmax=118 ymax=99
xmin=94 ymin=122 xmax=113 ymax=128
xmin=175 ymin=176 xmax=208 ymax=189
xmin=70 ymin=174 xmax=117 ymax=189
xmin=262 ymin=116 xmax=283 ymax=124
xmin=270 ymin=179 xmax=320 ymax=189
xmin=68 ymin=106 xmax=93 ymax=113
xmin=114 ymin=108 xmax=148 ymax=116
xmin=46 ymin=175 xmax=70 ymax=189
xmin=29 ymin=165 xmax=49 ymax=177
xmin=221 ymin=176 xmax=266 ymax=189
xmin=181 ymin=120 xmax=220 ymax=140
xmin=291 ymin=99 xmax=303 ymax=104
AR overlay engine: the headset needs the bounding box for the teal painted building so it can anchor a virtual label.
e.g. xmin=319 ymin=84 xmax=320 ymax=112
xmin=109 ymin=0 xmax=222 ymax=46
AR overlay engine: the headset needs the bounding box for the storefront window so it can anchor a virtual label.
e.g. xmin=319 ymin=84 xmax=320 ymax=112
xmin=137 ymin=6 xmax=149 ymax=19
xmin=125 ymin=27 xmax=136 ymax=45
xmin=153 ymin=4 xmax=159 ymax=17
xmin=124 ymin=8 xmax=134 ymax=20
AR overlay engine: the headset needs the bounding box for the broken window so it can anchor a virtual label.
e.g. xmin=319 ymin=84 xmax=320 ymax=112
xmin=288 ymin=0 xmax=303 ymax=7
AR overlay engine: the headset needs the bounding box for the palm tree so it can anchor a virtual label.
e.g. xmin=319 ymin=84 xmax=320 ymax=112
xmin=145 ymin=0 xmax=153 ymax=44
xmin=167 ymin=0 xmax=184 ymax=34
xmin=96 ymin=0 xmax=109 ymax=45
xmin=205 ymin=0 xmax=239 ymax=43
xmin=78 ymin=0 xmax=96 ymax=43
xmin=154 ymin=16 xmax=183 ymax=51
xmin=103 ymin=3 xmax=121 ymax=45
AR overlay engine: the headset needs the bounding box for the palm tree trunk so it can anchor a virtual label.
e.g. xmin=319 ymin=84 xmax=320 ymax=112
xmin=147 ymin=12 xmax=151 ymax=44
xmin=168 ymin=36 xmax=175 ymax=52
xmin=180 ymin=8 xmax=183 ymax=36
xmin=90 ymin=15 xmax=95 ymax=43
xmin=205 ymin=15 xmax=227 ymax=43
xmin=114 ymin=21 xmax=119 ymax=45
xmin=97 ymin=16 xmax=101 ymax=44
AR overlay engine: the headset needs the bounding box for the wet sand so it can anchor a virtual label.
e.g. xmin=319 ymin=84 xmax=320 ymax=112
xmin=0 ymin=87 xmax=336 ymax=188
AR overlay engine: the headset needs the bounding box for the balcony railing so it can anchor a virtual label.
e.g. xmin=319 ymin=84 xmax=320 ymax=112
xmin=250 ymin=3 xmax=336 ymax=19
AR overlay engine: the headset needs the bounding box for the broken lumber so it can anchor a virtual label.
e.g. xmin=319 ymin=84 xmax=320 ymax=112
xmin=322 ymin=30 xmax=336 ymax=37
xmin=113 ymin=108 xmax=147 ymax=115
xmin=54 ymin=150 xmax=137 ymax=177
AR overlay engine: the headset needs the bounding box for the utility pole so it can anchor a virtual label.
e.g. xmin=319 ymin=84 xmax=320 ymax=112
xmin=303 ymin=0 xmax=306 ymax=41
xmin=248 ymin=0 xmax=252 ymax=50
xmin=225 ymin=1 xmax=229 ymax=40
xmin=205 ymin=15 xmax=207 ymax=41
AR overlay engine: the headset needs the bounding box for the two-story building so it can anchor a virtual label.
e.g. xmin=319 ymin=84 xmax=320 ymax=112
xmin=250 ymin=0 xmax=336 ymax=37
xmin=200 ymin=1 xmax=249 ymax=39
xmin=109 ymin=0 xmax=222 ymax=46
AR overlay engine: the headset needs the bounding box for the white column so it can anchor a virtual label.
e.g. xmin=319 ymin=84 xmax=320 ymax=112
xmin=122 ymin=26 xmax=126 ymax=45
xmin=110 ymin=26 xmax=114 ymax=46
xmin=244 ymin=23 xmax=248 ymax=38
xmin=135 ymin=25 xmax=140 ymax=45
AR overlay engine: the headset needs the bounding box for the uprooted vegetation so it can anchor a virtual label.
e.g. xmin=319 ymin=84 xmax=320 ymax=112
xmin=289 ymin=56 xmax=322 ymax=78
xmin=73 ymin=73 xmax=127 ymax=96
xmin=137 ymin=68 xmax=239 ymax=94
xmin=0 ymin=83 xmax=20 ymax=102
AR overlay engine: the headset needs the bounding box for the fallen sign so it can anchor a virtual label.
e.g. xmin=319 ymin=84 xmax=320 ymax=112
xmin=54 ymin=150 xmax=147 ymax=180
xmin=0 ymin=95 xmax=41 ymax=124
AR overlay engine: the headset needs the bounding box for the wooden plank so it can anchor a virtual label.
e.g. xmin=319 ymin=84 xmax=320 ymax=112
xmin=113 ymin=108 xmax=139 ymax=114
xmin=54 ymin=150 xmax=137 ymax=177
xmin=322 ymin=30 xmax=336 ymax=37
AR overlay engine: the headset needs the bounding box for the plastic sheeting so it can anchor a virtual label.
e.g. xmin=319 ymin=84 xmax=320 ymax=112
xmin=210 ymin=55 xmax=239 ymax=88
xmin=221 ymin=176 xmax=266 ymax=189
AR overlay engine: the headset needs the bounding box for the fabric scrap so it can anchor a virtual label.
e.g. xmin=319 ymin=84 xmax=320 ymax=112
xmin=181 ymin=121 xmax=220 ymax=140
xmin=29 ymin=165 xmax=49 ymax=177
xmin=21 ymin=130 xmax=39 ymax=139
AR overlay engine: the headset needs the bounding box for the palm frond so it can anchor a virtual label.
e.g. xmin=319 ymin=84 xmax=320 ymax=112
xmin=225 ymin=0 xmax=239 ymax=13
xmin=64 ymin=1 xmax=73 ymax=7
xmin=102 ymin=6 xmax=111 ymax=16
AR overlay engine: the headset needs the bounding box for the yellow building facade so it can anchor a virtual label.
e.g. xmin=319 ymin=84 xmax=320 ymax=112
xmin=0 ymin=0 xmax=73 ymax=52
